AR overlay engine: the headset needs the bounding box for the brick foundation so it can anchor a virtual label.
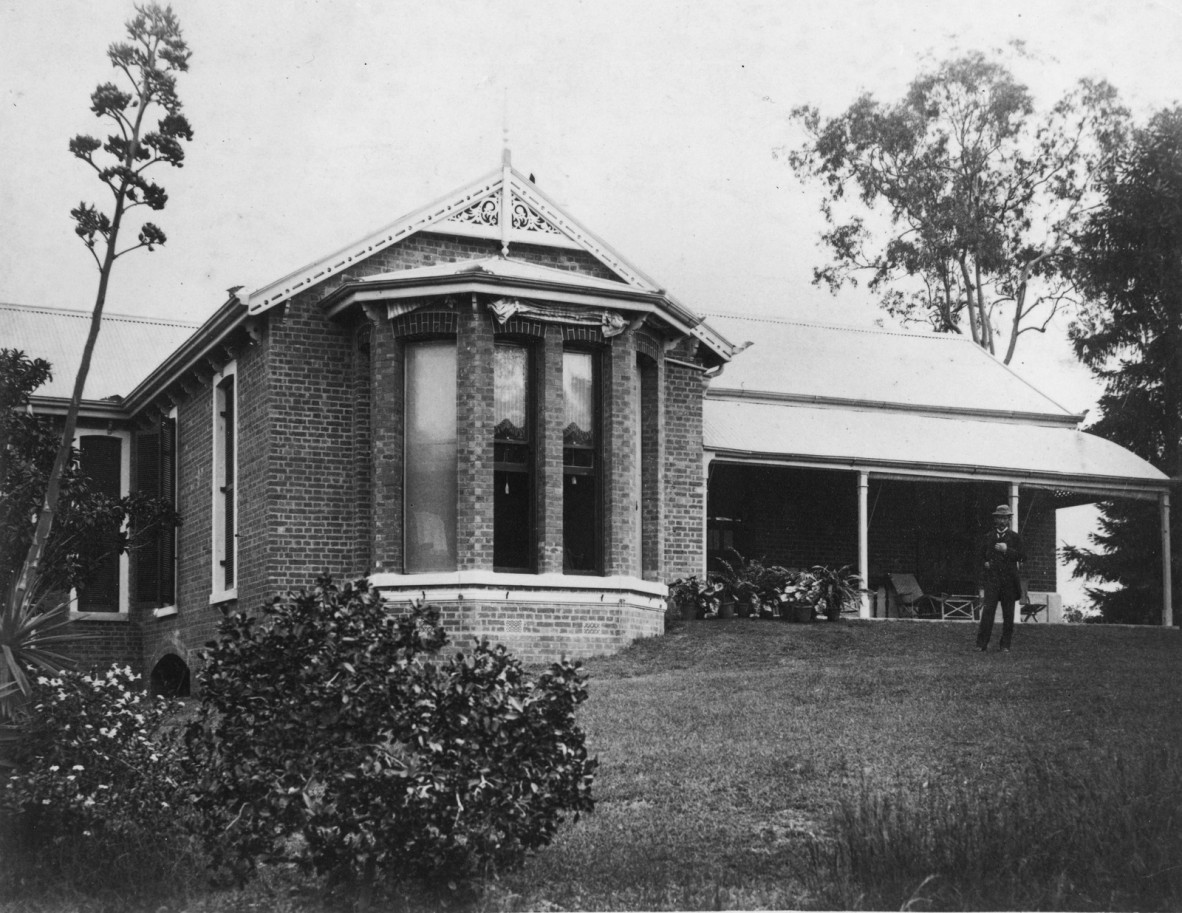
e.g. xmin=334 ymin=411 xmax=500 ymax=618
xmin=372 ymin=571 xmax=666 ymax=663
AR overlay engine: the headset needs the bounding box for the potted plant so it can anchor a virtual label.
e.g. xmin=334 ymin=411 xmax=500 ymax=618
xmin=774 ymin=570 xmax=821 ymax=622
xmin=713 ymin=550 xmax=791 ymax=619
xmin=811 ymin=565 xmax=863 ymax=621
xmin=667 ymin=575 xmax=725 ymax=620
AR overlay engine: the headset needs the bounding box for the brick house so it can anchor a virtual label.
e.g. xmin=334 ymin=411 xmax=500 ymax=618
xmin=4 ymin=157 xmax=1172 ymax=691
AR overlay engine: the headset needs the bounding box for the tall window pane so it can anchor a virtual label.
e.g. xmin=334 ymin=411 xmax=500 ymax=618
xmin=405 ymin=341 xmax=457 ymax=572
xmin=494 ymin=344 xmax=532 ymax=571
xmin=563 ymin=350 xmax=599 ymax=573
xmin=78 ymin=435 xmax=122 ymax=612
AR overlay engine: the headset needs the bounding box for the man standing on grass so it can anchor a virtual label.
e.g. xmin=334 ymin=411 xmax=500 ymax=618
xmin=976 ymin=504 xmax=1025 ymax=653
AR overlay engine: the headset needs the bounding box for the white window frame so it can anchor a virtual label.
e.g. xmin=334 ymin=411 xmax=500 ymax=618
xmin=210 ymin=361 xmax=238 ymax=604
xmin=69 ymin=428 xmax=132 ymax=620
xmin=153 ymin=405 xmax=180 ymax=618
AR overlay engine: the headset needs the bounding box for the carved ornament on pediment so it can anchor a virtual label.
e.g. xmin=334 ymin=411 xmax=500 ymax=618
xmin=450 ymin=194 xmax=500 ymax=227
xmin=510 ymin=194 xmax=563 ymax=236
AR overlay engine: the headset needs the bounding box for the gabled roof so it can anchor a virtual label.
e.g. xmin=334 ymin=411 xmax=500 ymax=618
xmin=236 ymin=153 xmax=667 ymax=315
xmin=0 ymin=303 xmax=199 ymax=403
xmin=706 ymin=314 xmax=1080 ymax=425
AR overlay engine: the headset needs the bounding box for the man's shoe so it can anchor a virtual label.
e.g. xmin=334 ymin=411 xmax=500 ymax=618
xmin=1000 ymin=646 xmax=1011 ymax=653
xmin=975 ymin=645 xmax=987 ymax=652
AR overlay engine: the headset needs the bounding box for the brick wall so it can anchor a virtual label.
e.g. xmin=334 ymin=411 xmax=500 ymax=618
xmin=238 ymin=332 xmax=270 ymax=611
xmin=381 ymin=594 xmax=665 ymax=664
xmin=371 ymin=321 xmax=405 ymax=573
xmin=537 ymin=328 xmax=565 ymax=574
xmin=353 ymin=324 xmax=373 ymax=573
xmin=263 ymin=296 xmax=360 ymax=595
xmin=605 ymin=330 xmax=639 ymax=576
xmin=457 ymin=306 xmax=495 ymax=569
xmin=67 ymin=618 xmax=141 ymax=674
xmin=663 ymin=359 xmax=706 ymax=580
xmin=1017 ymin=488 xmax=1057 ymax=591
xmin=639 ymin=350 xmax=664 ymax=581
xmin=127 ymin=228 xmax=708 ymax=680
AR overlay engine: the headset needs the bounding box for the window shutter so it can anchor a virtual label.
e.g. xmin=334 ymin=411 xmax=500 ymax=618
xmin=222 ymin=380 xmax=235 ymax=589
xmin=78 ymin=435 xmax=122 ymax=612
xmin=160 ymin=416 xmax=177 ymax=605
xmin=135 ymin=430 xmax=162 ymax=603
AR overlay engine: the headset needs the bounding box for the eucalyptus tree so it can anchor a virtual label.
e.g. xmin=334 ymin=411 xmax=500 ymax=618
xmin=788 ymin=51 xmax=1126 ymax=363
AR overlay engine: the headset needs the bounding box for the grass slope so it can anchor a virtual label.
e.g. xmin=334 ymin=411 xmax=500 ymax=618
xmin=486 ymin=619 xmax=1182 ymax=911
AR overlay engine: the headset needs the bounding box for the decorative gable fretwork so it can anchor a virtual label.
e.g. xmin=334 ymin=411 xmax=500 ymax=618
xmin=441 ymin=187 xmax=568 ymax=242
xmin=451 ymin=193 xmax=500 ymax=227
xmin=240 ymin=158 xmax=664 ymax=316
xmin=509 ymin=193 xmax=564 ymax=236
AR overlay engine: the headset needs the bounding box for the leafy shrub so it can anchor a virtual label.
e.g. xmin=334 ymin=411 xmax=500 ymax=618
xmin=666 ymin=574 xmax=725 ymax=618
xmin=0 ymin=665 xmax=196 ymax=901
xmin=712 ymin=550 xmax=796 ymax=615
xmin=1063 ymin=603 xmax=1104 ymax=624
xmin=185 ymin=576 xmax=597 ymax=897
xmin=810 ymin=564 xmax=863 ymax=620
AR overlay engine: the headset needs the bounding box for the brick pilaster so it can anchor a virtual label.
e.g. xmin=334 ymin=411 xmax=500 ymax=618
xmin=371 ymin=321 xmax=404 ymax=572
xmin=605 ymin=330 xmax=640 ymax=576
xmin=538 ymin=327 xmax=565 ymax=574
xmin=456 ymin=304 xmax=495 ymax=570
xmin=640 ymin=351 xmax=664 ymax=581
xmin=663 ymin=358 xmax=706 ymax=580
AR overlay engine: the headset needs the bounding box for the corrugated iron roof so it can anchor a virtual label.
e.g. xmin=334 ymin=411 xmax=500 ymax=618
xmin=703 ymin=398 xmax=1168 ymax=488
xmin=1 ymin=303 xmax=200 ymax=401
xmin=704 ymin=314 xmax=1076 ymax=420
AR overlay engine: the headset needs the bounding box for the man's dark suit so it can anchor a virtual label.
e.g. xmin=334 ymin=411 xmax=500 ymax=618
xmin=976 ymin=526 xmax=1025 ymax=650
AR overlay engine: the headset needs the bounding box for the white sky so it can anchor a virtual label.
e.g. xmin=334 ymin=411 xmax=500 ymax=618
xmin=3 ymin=0 xmax=1180 ymax=604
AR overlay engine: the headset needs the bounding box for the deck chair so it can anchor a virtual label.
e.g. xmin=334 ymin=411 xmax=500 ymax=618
xmin=886 ymin=573 xmax=939 ymax=618
xmin=938 ymin=593 xmax=979 ymax=620
xmin=1020 ymin=591 xmax=1050 ymax=622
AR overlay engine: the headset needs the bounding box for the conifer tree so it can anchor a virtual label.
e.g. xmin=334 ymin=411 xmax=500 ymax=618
xmin=1066 ymin=107 xmax=1182 ymax=624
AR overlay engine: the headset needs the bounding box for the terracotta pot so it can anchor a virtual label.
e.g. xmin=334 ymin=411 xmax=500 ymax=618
xmin=717 ymin=600 xmax=735 ymax=619
xmin=784 ymin=602 xmax=814 ymax=623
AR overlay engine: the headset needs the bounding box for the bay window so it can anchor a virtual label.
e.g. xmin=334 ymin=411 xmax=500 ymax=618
xmin=404 ymin=340 xmax=458 ymax=573
xmin=494 ymin=343 xmax=534 ymax=572
xmin=563 ymin=349 xmax=601 ymax=573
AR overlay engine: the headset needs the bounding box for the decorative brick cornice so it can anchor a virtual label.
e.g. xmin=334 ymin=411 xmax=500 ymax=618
xmin=563 ymin=324 xmax=605 ymax=345
xmin=635 ymin=330 xmax=661 ymax=363
xmin=492 ymin=316 xmax=546 ymax=338
xmin=391 ymin=309 xmax=458 ymax=339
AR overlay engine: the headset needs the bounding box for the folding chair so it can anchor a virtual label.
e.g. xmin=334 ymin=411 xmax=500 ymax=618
xmin=886 ymin=573 xmax=939 ymax=618
xmin=1020 ymin=592 xmax=1050 ymax=622
xmin=937 ymin=593 xmax=979 ymax=620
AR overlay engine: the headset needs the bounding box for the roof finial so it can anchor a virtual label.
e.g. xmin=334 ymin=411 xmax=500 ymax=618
xmin=502 ymin=87 xmax=511 ymax=167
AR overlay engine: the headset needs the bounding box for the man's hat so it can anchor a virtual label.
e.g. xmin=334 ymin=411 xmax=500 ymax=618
xmin=992 ymin=504 xmax=1013 ymax=517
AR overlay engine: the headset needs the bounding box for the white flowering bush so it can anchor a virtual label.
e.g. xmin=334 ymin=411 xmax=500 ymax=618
xmin=1 ymin=665 xmax=198 ymax=899
xmin=1063 ymin=603 xmax=1104 ymax=624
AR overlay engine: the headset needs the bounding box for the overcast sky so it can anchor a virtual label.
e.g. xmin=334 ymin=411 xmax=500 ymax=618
xmin=3 ymin=0 xmax=1180 ymax=601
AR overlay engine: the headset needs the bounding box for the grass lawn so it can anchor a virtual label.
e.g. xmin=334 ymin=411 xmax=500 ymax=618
xmin=7 ymin=618 xmax=1181 ymax=912
xmin=480 ymin=618 xmax=1182 ymax=911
